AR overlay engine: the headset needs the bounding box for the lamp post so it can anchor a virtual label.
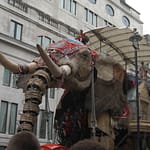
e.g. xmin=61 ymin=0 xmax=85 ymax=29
xmin=129 ymin=29 xmax=142 ymax=150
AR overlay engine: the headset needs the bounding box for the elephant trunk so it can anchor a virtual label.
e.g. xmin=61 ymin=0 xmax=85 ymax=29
xmin=0 ymin=53 xmax=19 ymax=73
xmin=0 ymin=53 xmax=38 ymax=74
xmin=37 ymin=44 xmax=71 ymax=78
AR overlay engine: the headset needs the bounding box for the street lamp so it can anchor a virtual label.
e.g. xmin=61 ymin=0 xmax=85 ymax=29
xmin=129 ymin=29 xmax=142 ymax=150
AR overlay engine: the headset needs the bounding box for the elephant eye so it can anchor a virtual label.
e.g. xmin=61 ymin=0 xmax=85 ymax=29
xmin=81 ymin=51 xmax=90 ymax=58
xmin=50 ymin=49 xmax=56 ymax=53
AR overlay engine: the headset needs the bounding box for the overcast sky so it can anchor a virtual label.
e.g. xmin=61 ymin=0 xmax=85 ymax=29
xmin=126 ymin=0 xmax=150 ymax=34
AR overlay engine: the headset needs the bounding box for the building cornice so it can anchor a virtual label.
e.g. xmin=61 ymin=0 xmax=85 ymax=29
xmin=109 ymin=0 xmax=143 ymax=24
xmin=0 ymin=2 xmax=79 ymax=40
xmin=120 ymin=0 xmax=140 ymax=14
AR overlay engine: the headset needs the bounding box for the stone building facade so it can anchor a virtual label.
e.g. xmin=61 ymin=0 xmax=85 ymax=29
xmin=0 ymin=0 xmax=143 ymax=148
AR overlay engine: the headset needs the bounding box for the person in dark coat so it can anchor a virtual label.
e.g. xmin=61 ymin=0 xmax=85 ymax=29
xmin=70 ymin=139 xmax=106 ymax=150
xmin=7 ymin=131 xmax=40 ymax=150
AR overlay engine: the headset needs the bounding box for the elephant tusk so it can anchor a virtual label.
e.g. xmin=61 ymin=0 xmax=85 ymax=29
xmin=36 ymin=44 xmax=71 ymax=78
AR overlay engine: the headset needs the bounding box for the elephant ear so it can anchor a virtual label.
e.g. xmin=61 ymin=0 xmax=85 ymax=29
xmin=94 ymin=54 xmax=125 ymax=82
xmin=94 ymin=54 xmax=117 ymax=82
xmin=91 ymin=54 xmax=127 ymax=115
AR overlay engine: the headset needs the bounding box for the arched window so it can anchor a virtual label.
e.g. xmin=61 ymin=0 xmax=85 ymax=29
xmin=122 ymin=16 xmax=130 ymax=27
xmin=105 ymin=4 xmax=114 ymax=16
xmin=88 ymin=0 xmax=96 ymax=4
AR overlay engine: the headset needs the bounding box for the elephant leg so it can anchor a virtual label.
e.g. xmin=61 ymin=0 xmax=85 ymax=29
xmin=17 ymin=66 xmax=51 ymax=132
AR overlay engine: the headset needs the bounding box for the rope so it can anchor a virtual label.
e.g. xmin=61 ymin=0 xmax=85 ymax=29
xmin=45 ymin=89 xmax=52 ymax=143
xmin=90 ymin=67 xmax=97 ymax=139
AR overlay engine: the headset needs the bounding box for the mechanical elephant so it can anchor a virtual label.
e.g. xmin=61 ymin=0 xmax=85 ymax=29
xmin=0 ymin=38 xmax=127 ymax=134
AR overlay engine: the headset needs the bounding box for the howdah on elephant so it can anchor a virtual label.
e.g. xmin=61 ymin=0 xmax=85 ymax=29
xmin=0 ymin=38 xmax=127 ymax=144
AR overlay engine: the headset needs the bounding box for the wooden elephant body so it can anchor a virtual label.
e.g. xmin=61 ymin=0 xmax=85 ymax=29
xmin=0 ymin=38 xmax=127 ymax=147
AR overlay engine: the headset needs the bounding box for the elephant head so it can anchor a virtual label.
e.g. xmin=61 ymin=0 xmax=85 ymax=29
xmin=35 ymin=38 xmax=93 ymax=90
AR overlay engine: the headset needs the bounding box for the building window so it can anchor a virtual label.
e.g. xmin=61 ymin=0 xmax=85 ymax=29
xmin=105 ymin=4 xmax=114 ymax=16
xmin=39 ymin=110 xmax=53 ymax=139
xmin=50 ymin=88 xmax=55 ymax=99
xmin=39 ymin=110 xmax=46 ymax=138
xmin=12 ymin=74 xmax=18 ymax=88
xmin=60 ymin=0 xmax=65 ymax=8
xmin=60 ymin=0 xmax=76 ymax=15
xmin=10 ymin=20 xmax=23 ymax=40
xmin=3 ymin=69 xmax=18 ymax=88
xmin=66 ymin=0 xmax=71 ymax=12
xmin=72 ymin=0 xmax=76 ymax=15
xmin=85 ymin=8 xmax=97 ymax=27
xmin=3 ymin=69 xmax=11 ymax=86
xmin=0 ymin=101 xmax=8 ymax=133
xmin=88 ymin=0 xmax=96 ymax=4
xmin=37 ymin=36 xmax=52 ymax=49
xmin=0 ymin=146 xmax=7 ymax=150
xmin=8 ymin=103 xmax=18 ymax=134
xmin=47 ymin=111 xmax=53 ymax=140
xmin=89 ymin=11 xmax=93 ymax=25
xmin=122 ymin=16 xmax=130 ymax=27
